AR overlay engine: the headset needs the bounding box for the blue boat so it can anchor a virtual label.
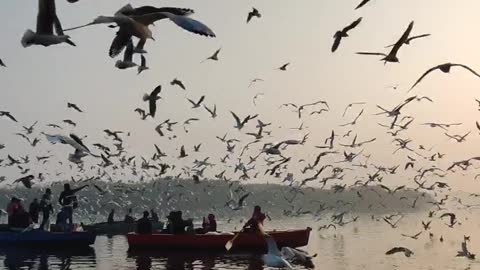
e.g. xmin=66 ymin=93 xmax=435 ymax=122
xmin=0 ymin=229 xmax=96 ymax=247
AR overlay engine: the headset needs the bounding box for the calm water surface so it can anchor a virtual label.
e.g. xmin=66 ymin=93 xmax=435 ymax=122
xmin=1 ymin=213 xmax=479 ymax=270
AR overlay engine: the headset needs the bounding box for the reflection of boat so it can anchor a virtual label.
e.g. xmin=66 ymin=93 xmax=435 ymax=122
xmin=82 ymin=221 xmax=164 ymax=235
xmin=0 ymin=230 xmax=96 ymax=247
xmin=127 ymin=228 xmax=311 ymax=251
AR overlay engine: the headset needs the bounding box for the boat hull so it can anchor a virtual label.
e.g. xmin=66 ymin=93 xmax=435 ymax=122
xmin=82 ymin=221 xmax=164 ymax=235
xmin=127 ymin=228 xmax=311 ymax=252
xmin=0 ymin=230 xmax=96 ymax=248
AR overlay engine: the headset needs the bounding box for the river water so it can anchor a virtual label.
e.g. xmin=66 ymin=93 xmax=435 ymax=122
xmin=0 ymin=210 xmax=479 ymax=270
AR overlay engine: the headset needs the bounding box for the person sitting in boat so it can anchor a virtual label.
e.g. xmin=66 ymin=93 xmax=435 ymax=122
xmin=202 ymin=214 xmax=218 ymax=233
xmin=166 ymin=211 xmax=193 ymax=234
xmin=56 ymin=207 xmax=69 ymax=232
xmin=6 ymin=197 xmax=21 ymax=227
xmin=124 ymin=208 xmax=135 ymax=223
xmin=10 ymin=205 xmax=32 ymax=230
xmin=243 ymin=205 xmax=266 ymax=232
xmin=150 ymin=209 xmax=159 ymax=223
xmin=137 ymin=211 xmax=153 ymax=234
xmin=58 ymin=183 xmax=88 ymax=226
xmin=29 ymin=198 xmax=40 ymax=224
xmin=39 ymin=189 xmax=53 ymax=230
xmin=107 ymin=209 xmax=115 ymax=224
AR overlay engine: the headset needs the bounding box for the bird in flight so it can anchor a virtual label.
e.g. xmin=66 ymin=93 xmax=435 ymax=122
xmin=202 ymin=48 xmax=221 ymax=63
xmin=355 ymin=0 xmax=372 ymax=10
xmin=0 ymin=58 xmax=6 ymax=67
xmin=115 ymin=39 xmax=137 ymax=70
xmin=67 ymin=102 xmax=83 ymax=113
xmin=187 ymin=95 xmax=205 ymax=108
xmin=22 ymin=0 xmax=76 ymax=48
xmin=247 ymin=8 xmax=261 ymax=23
xmin=356 ymin=21 xmax=414 ymax=64
xmin=385 ymin=33 xmax=430 ymax=48
xmin=143 ymin=85 xmax=162 ymax=118
xmin=137 ymin=55 xmax=149 ymax=75
xmin=0 ymin=111 xmax=18 ymax=122
xmin=65 ymin=4 xmax=215 ymax=58
xmin=385 ymin=247 xmax=414 ymax=257
xmin=332 ymin=17 xmax=362 ymax=53
xmin=409 ymin=63 xmax=480 ymax=91
xmin=278 ymin=63 xmax=290 ymax=71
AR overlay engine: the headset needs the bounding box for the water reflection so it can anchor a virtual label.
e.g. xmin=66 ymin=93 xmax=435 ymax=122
xmin=0 ymin=247 xmax=95 ymax=270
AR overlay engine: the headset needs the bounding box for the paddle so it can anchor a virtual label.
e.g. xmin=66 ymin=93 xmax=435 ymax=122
xmin=225 ymin=228 xmax=245 ymax=251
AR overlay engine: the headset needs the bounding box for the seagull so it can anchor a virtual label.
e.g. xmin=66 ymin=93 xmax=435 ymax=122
xmin=356 ymin=21 xmax=413 ymax=63
xmin=170 ymin=78 xmax=186 ymax=90
xmin=203 ymin=104 xmax=217 ymax=118
xmin=231 ymin=111 xmax=258 ymax=130
xmin=332 ymin=17 xmax=362 ymax=52
xmin=0 ymin=111 xmax=18 ymax=122
xmin=115 ymin=39 xmax=137 ymax=69
xmin=13 ymin=175 xmax=35 ymax=189
xmin=63 ymin=119 xmax=76 ymax=127
xmin=65 ymin=4 xmax=215 ymax=57
xmin=0 ymin=59 xmax=6 ymax=67
xmin=457 ymin=240 xmax=475 ymax=259
xmin=409 ymin=63 xmax=480 ymax=91
xmin=187 ymin=95 xmax=205 ymax=108
xmin=21 ymin=0 xmax=76 ymax=48
xmin=385 ymin=247 xmax=414 ymax=257
xmin=202 ymin=48 xmax=221 ymax=63
xmin=43 ymin=133 xmax=97 ymax=163
xmin=385 ymin=33 xmax=430 ymax=48
xmin=278 ymin=63 xmax=290 ymax=71
xmin=247 ymin=8 xmax=261 ymax=23
xmin=143 ymin=85 xmax=162 ymax=117
xmin=355 ymin=0 xmax=371 ymax=10
xmin=23 ymin=121 xmax=38 ymax=134
xmin=178 ymin=145 xmax=188 ymax=158
xmin=67 ymin=102 xmax=83 ymax=113
xmin=137 ymin=55 xmax=149 ymax=74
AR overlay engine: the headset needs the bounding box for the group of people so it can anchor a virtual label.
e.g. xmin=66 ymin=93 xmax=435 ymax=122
xmin=6 ymin=183 xmax=87 ymax=231
xmin=6 ymin=181 xmax=268 ymax=236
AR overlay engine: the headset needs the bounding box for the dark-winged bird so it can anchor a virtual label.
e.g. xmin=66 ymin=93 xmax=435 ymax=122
xmin=332 ymin=17 xmax=362 ymax=52
xmin=143 ymin=85 xmax=162 ymax=117
xmin=409 ymin=63 xmax=480 ymax=91
xmin=247 ymin=8 xmax=261 ymax=23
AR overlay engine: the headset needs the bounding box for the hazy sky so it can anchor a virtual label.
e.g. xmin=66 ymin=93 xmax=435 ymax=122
xmin=1 ymin=0 xmax=480 ymax=191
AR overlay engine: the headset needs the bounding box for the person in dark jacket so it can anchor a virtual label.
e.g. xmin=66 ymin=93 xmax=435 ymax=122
xmin=137 ymin=211 xmax=152 ymax=234
xmin=29 ymin=198 xmax=40 ymax=223
xmin=39 ymin=189 xmax=53 ymax=230
xmin=58 ymin=183 xmax=88 ymax=226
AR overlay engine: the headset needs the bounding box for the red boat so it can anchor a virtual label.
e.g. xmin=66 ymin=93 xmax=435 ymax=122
xmin=127 ymin=228 xmax=311 ymax=251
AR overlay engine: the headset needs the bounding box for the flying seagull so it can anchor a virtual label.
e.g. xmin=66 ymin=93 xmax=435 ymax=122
xmin=385 ymin=247 xmax=414 ymax=257
xmin=0 ymin=58 xmax=6 ymax=67
xmin=355 ymin=0 xmax=371 ymax=10
xmin=356 ymin=21 xmax=414 ymax=63
xmin=247 ymin=8 xmax=261 ymax=23
xmin=332 ymin=17 xmax=362 ymax=52
xmin=22 ymin=0 xmax=76 ymax=47
xmin=143 ymin=85 xmax=162 ymax=117
xmin=137 ymin=55 xmax=149 ymax=74
xmin=65 ymin=4 xmax=215 ymax=57
xmin=278 ymin=63 xmax=290 ymax=71
xmin=67 ymin=102 xmax=83 ymax=112
xmin=187 ymin=95 xmax=205 ymax=108
xmin=171 ymin=78 xmax=186 ymax=90
xmin=202 ymin=48 xmax=221 ymax=63
xmin=385 ymin=34 xmax=430 ymax=48
xmin=0 ymin=111 xmax=18 ymax=122
xmin=14 ymin=175 xmax=35 ymax=189
xmin=409 ymin=63 xmax=480 ymax=91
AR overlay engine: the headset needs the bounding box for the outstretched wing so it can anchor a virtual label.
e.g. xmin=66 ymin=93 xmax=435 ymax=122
xmin=343 ymin=17 xmax=362 ymax=33
xmin=409 ymin=65 xmax=441 ymax=91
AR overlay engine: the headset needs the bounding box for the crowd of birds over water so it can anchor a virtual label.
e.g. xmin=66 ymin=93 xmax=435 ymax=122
xmin=2 ymin=0 xmax=480 ymax=267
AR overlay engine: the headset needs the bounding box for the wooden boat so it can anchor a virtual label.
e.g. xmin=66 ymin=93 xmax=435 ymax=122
xmin=127 ymin=228 xmax=311 ymax=251
xmin=82 ymin=221 xmax=164 ymax=235
xmin=0 ymin=230 xmax=96 ymax=247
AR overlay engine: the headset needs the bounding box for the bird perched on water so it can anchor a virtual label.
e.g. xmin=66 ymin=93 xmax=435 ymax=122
xmin=409 ymin=63 xmax=480 ymax=91
xmin=22 ymin=0 xmax=76 ymax=48
xmin=332 ymin=17 xmax=362 ymax=52
xmin=247 ymin=8 xmax=261 ymax=23
xmin=356 ymin=21 xmax=414 ymax=64
xmin=65 ymin=4 xmax=215 ymax=57
xmin=143 ymin=85 xmax=162 ymax=117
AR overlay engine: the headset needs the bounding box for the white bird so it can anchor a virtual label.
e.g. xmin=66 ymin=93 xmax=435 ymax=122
xmin=281 ymin=247 xmax=316 ymax=267
xmin=22 ymin=0 xmax=76 ymax=48
xmin=263 ymin=236 xmax=293 ymax=269
xmin=43 ymin=133 xmax=97 ymax=163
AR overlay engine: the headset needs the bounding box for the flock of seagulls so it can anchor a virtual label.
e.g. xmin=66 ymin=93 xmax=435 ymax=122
xmin=1 ymin=0 xmax=480 ymax=268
